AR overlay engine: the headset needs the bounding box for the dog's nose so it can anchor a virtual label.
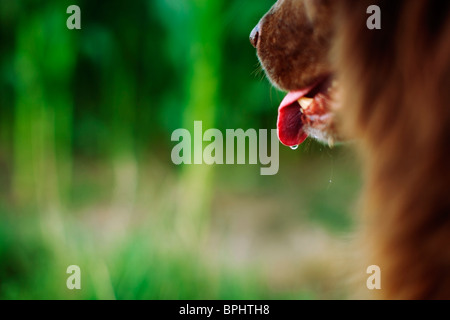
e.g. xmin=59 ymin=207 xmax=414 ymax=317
xmin=250 ymin=24 xmax=260 ymax=48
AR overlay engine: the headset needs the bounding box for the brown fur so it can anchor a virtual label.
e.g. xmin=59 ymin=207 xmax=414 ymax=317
xmin=253 ymin=0 xmax=450 ymax=299
xmin=253 ymin=0 xmax=335 ymax=91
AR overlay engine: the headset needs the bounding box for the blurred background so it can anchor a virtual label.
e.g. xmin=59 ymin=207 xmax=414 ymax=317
xmin=0 ymin=0 xmax=361 ymax=299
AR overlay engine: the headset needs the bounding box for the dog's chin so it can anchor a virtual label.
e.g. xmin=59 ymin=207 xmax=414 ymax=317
xmin=271 ymin=74 xmax=340 ymax=148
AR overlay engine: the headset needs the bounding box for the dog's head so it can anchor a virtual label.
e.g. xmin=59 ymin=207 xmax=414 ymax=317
xmin=252 ymin=1 xmax=450 ymax=299
xmin=251 ymin=0 xmax=339 ymax=147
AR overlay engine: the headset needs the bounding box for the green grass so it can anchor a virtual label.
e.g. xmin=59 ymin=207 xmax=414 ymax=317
xmin=0 ymin=150 xmax=360 ymax=300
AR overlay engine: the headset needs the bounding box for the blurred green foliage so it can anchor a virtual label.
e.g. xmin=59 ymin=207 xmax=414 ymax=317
xmin=0 ymin=0 xmax=361 ymax=300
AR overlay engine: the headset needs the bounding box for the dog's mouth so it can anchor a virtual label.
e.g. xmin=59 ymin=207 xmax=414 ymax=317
xmin=277 ymin=76 xmax=337 ymax=148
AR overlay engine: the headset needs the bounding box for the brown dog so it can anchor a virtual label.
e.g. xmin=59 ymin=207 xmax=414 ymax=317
xmin=251 ymin=0 xmax=450 ymax=299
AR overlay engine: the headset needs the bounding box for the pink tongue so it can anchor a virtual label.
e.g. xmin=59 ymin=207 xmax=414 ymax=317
xmin=277 ymin=89 xmax=312 ymax=147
